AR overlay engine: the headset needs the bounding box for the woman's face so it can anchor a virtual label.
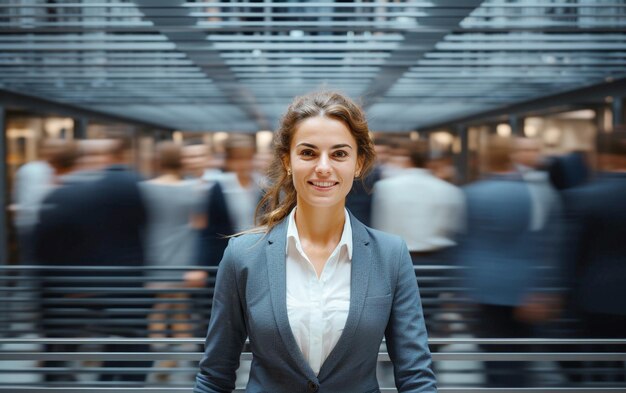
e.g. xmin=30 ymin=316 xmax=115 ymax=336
xmin=287 ymin=116 xmax=362 ymax=211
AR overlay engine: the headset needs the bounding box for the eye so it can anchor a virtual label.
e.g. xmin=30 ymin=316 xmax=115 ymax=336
xmin=332 ymin=150 xmax=349 ymax=159
xmin=299 ymin=149 xmax=316 ymax=158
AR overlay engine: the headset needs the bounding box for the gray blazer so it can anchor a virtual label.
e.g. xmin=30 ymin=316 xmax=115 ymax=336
xmin=194 ymin=213 xmax=436 ymax=393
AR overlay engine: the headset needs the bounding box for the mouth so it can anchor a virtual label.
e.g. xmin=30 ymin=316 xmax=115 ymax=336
xmin=308 ymin=180 xmax=339 ymax=189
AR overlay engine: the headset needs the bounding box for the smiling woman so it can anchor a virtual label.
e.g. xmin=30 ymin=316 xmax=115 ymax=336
xmin=290 ymin=117 xmax=360 ymax=210
xmin=194 ymin=91 xmax=437 ymax=393
xmin=257 ymin=91 xmax=376 ymax=232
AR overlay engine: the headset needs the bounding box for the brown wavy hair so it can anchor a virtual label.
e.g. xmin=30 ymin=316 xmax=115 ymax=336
xmin=255 ymin=91 xmax=376 ymax=232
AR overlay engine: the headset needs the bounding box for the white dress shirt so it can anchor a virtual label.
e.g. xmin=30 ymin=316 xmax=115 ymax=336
xmin=516 ymin=165 xmax=562 ymax=232
xmin=285 ymin=208 xmax=352 ymax=375
xmin=372 ymin=168 xmax=465 ymax=252
xmin=13 ymin=160 xmax=54 ymax=230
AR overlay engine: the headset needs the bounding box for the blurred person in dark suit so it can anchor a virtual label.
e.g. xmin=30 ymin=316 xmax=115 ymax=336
xmin=545 ymin=150 xmax=590 ymax=191
xmin=34 ymin=138 xmax=151 ymax=384
xmin=456 ymin=136 xmax=563 ymax=388
xmin=344 ymin=136 xmax=390 ymax=227
xmin=512 ymin=137 xmax=588 ymax=383
xmin=564 ymin=131 xmax=626 ymax=383
xmin=32 ymin=140 xmax=85 ymax=383
xmin=345 ymin=164 xmax=381 ymax=227
xmin=83 ymin=138 xmax=146 ymax=267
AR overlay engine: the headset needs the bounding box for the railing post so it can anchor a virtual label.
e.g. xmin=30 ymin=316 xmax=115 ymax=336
xmin=612 ymin=96 xmax=623 ymax=129
xmin=456 ymin=124 xmax=469 ymax=185
xmin=0 ymin=105 xmax=7 ymax=265
xmin=73 ymin=117 xmax=88 ymax=139
xmin=509 ymin=114 xmax=522 ymax=136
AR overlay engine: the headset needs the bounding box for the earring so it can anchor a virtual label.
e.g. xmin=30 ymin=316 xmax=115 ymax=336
xmin=355 ymin=171 xmax=361 ymax=178
xmin=287 ymin=168 xmax=292 ymax=176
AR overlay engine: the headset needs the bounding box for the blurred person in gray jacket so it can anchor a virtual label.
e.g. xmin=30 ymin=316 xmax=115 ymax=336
xmin=141 ymin=142 xmax=208 ymax=284
xmin=140 ymin=141 xmax=209 ymax=380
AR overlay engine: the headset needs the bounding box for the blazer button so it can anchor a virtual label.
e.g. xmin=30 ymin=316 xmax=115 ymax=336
xmin=307 ymin=380 xmax=319 ymax=392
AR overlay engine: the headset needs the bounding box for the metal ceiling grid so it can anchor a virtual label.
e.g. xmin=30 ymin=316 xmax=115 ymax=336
xmin=0 ymin=0 xmax=625 ymax=132
xmin=377 ymin=0 xmax=626 ymax=130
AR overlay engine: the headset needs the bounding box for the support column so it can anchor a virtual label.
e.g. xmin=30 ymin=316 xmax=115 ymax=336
xmin=456 ymin=124 xmax=469 ymax=185
xmin=73 ymin=117 xmax=88 ymax=139
xmin=509 ymin=115 xmax=522 ymax=137
xmin=0 ymin=106 xmax=7 ymax=265
xmin=595 ymin=105 xmax=608 ymax=133
xmin=612 ymin=96 xmax=623 ymax=130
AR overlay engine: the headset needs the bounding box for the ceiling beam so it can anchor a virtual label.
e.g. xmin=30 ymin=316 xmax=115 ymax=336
xmin=0 ymin=88 xmax=173 ymax=131
xmin=418 ymin=78 xmax=626 ymax=132
xmin=361 ymin=0 xmax=483 ymax=108
xmin=133 ymin=0 xmax=270 ymax=130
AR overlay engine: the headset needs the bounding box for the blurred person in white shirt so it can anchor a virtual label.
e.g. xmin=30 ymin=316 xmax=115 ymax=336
xmin=13 ymin=139 xmax=78 ymax=262
xmin=372 ymin=141 xmax=465 ymax=340
xmin=372 ymin=141 xmax=464 ymax=257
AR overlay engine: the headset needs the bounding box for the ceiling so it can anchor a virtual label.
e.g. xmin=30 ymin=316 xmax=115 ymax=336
xmin=1 ymin=0 xmax=625 ymax=132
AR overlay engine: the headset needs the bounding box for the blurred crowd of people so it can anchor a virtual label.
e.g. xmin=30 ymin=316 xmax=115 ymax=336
xmin=9 ymin=130 xmax=626 ymax=386
xmin=11 ymin=135 xmax=268 ymax=383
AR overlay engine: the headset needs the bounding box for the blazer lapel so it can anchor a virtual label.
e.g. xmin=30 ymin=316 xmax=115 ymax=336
xmin=265 ymin=219 xmax=317 ymax=379
xmin=318 ymin=213 xmax=373 ymax=379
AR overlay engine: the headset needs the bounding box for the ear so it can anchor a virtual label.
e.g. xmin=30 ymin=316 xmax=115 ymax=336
xmin=282 ymin=156 xmax=291 ymax=172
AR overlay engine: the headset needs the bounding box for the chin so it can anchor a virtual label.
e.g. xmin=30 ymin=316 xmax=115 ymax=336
xmin=299 ymin=196 xmax=345 ymax=210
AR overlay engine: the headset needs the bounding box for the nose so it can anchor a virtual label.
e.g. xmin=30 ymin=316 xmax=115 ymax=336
xmin=315 ymin=153 xmax=331 ymax=175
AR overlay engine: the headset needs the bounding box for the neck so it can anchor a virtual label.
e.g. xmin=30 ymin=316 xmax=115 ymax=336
xmin=237 ymin=173 xmax=252 ymax=188
xmin=491 ymin=169 xmax=514 ymax=174
xmin=54 ymin=168 xmax=73 ymax=177
xmin=294 ymin=203 xmax=345 ymax=246
xmin=154 ymin=172 xmax=182 ymax=183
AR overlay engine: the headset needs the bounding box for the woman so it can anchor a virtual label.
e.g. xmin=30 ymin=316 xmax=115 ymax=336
xmin=194 ymin=91 xmax=436 ymax=393
xmin=141 ymin=141 xmax=207 ymax=285
xmin=140 ymin=142 xmax=209 ymax=380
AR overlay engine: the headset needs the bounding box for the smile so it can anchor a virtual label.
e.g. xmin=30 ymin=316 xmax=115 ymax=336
xmin=308 ymin=181 xmax=339 ymax=188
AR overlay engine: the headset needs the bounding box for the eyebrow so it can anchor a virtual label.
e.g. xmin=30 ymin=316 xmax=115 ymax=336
xmin=296 ymin=142 xmax=353 ymax=150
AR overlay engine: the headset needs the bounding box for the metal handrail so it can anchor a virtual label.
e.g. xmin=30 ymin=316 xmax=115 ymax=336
xmin=2 ymin=339 xmax=625 ymax=392
xmin=2 ymin=267 xmax=622 ymax=392
xmin=0 ymin=266 xmax=220 ymax=271
xmin=2 ymin=351 xmax=626 ymax=362
xmin=0 ymin=265 xmax=462 ymax=271
xmin=1 ymin=388 xmax=626 ymax=392
xmin=2 ymin=338 xmax=626 ymax=362
xmin=2 ymin=338 xmax=626 ymax=345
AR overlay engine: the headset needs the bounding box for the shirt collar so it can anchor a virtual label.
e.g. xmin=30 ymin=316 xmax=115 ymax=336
xmin=403 ymin=167 xmax=430 ymax=176
xmin=286 ymin=207 xmax=353 ymax=260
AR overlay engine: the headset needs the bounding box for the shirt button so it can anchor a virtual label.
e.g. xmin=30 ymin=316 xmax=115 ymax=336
xmin=307 ymin=380 xmax=319 ymax=392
